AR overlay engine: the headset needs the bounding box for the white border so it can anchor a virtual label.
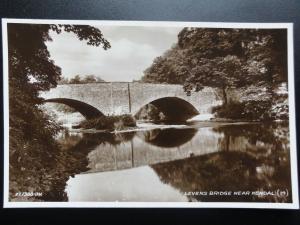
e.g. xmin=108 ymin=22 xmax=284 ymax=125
xmin=2 ymin=18 xmax=299 ymax=209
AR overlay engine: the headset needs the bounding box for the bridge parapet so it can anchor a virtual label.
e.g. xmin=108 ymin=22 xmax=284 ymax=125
xmin=41 ymin=82 xmax=222 ymax=119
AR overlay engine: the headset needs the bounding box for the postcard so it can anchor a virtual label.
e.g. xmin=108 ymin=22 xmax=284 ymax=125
xmin=2 ymin=19 xmax=298 ymax=208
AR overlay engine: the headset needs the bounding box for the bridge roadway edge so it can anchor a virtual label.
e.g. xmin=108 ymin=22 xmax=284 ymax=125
xmin=40 ymin=82 xmax=222 ymax=118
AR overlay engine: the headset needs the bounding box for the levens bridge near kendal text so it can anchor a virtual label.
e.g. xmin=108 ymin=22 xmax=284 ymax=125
xmin=41 ymin=82 xmax=222 ymax=120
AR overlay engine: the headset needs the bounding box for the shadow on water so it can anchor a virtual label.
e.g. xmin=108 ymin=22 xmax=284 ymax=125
xmin=38 ymin=131 xmax=135 ymax=201
xmin=151 ymin=122 xmax=291 ymax=202
xmin=136 ymin=128 xmax=197 ymax=148
xmin=58 ymin=131 xmax=136 ymax=172
xmin=17 ymin=121 xmax=291 ymax=203
xmin=40 ymin=128 xmax=198 ymax=201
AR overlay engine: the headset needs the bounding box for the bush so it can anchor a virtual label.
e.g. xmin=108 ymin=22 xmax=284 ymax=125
xmin=212 ymin=100 xmax=272 ymax=121
xmin=79 ymin=114 xmax=136 ymax=130
xmin=135 ymin=103 xmax=165 ymax=121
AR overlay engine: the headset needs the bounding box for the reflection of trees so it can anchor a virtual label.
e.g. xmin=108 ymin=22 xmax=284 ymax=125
xmin=14 ymin=122 xmax=291 ymax=203
xmin=27 ymin=131 xmax=136 ymax=201
xmin=44 ymin=128 xmax=196 ymax=200
xmin=70 ymin=131 xmax=135 ymax=149
xmin=152 ymin=122 xmax=291 ymax=203
xmin=8 ymin=23 xmax=110 ymax=202
xmin=136 ymin=128 xmax=197 ymax=148
xmin=213 ymin=122 xmax=289 ymax=149
xmin=152 ymin=151 xmax=291 ymax=202
xmin=214 ymin=123 xmax=290 ymax=163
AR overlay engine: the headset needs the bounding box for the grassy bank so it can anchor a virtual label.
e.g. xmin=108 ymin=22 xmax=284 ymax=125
xmin=77 ymin=114 xmax=136 ymax=131
xmin=212 ymin=99 xmax=288 ymax=122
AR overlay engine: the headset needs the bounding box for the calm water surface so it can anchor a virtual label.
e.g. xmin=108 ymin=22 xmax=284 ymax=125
xmin=58 ymin=121 xmax=291 ymax=202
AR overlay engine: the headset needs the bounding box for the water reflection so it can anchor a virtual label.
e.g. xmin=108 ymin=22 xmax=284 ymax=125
xmin=136 ymin=128 xmax=197 ymax=147
xmin=64 ymin=122 xmax=291 ymax=203
xmin=67 ymin=166 xmax=188 ymax=202
xmin=86 ymin=127 xmax=221 ymax=173
xmin=152 ymin=151 xmax=291 ymax=202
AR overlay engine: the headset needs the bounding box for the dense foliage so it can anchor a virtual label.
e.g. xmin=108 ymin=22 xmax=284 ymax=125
xmin=135 ymin=103 xmax=166 ymax=121
xmin=212 ymin=100 xmax=272 ymax=121
xmin=141 ymin=45 xmax=189 ymax=84
xmin=78 ymin=115 xmax=136 ymax=130
xmin=141 ymin=28 xmax=288 ymax=119
xmin=8 ymin=23 xmax=110 ymax=199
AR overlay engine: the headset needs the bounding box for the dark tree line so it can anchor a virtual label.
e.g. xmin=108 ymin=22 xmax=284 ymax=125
xmin=142 ymin=28 xmax=287 ymax=106
xmin=8 ymin=23 xmax=110 ymax=198
xmin=58 ymin=74 xmax=105 ymax=84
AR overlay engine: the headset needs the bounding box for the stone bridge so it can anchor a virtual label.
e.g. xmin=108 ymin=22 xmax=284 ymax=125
xmin=40 ymin=82 xmax=222 ymax=120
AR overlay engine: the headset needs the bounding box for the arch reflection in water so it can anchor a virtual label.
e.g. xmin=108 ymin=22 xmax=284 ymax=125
xmin=151 ymin=123 xmax=292 ymax=203
xmin=65 ymin=122 xmax=292 ymax=203
xmin=136 ymin=128 xmax=197 ymax=148
xmin=86 ymin=127 xmax=221 ymax=173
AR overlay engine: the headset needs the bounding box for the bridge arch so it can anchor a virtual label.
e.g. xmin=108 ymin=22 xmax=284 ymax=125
xmin=43 ymin=98 xmax=104 ymax=119
xmin=135 ymin=97 xmax=199 ymax=121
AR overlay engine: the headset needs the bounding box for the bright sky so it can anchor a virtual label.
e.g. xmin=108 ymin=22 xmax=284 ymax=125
xmin=46 ymin=25 xmax=182 ymax=82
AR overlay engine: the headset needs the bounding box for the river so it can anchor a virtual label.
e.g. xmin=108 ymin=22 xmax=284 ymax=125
xmin=52 ymin=120 xmax=292 ymax=203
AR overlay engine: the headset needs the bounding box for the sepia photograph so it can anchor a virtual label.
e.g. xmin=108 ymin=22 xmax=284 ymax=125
xmin=2 ymin=19 xmax=298 ymax=208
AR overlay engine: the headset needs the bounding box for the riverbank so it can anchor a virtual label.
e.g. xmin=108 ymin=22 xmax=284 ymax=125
xmin=10 ymin=120 xmax=290 ymax=202
xmin=68 ymin=120 xmax=267 ymax=135
xmin=74 ymin=114 xmax=137 ymax=131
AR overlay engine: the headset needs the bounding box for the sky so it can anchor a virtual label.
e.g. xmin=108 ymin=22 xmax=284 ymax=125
xmin=46 ymin=25 xmax=183 ymax=82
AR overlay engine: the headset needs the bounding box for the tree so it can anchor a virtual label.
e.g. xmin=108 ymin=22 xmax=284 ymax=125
xmin=65 ymin=74 xmax=105 ymax=84
xmin=69 ymin=74 xmax=81 ymax=84
xmin=178 ymin=28 xmax=287 ymax=104
xmin=83 ymin=74 xmax=105 ymax=83
xmin=184 ymin=55 xmax=246 ymax=104
xmin=142 ymin=56 xmax=175 ymax=84
xmin=141 ymin=45 xmax=189 ymax=84
xmin=8 ymin=23 xmax=110 ymax=198
xmin=142 ymin=28 xmax=287 ymax=107
xmin=83 ymin=75 xmax=97 ymax=83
